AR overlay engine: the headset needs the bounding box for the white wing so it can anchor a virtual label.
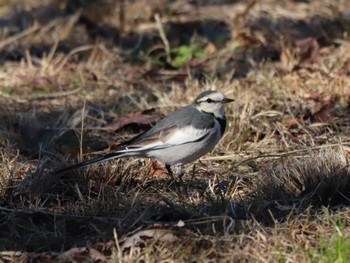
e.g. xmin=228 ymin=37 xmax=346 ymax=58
xmin=163 ymin=126 xmax=209 ymax=145
xmin=118 ymin=125 xmax=210 ymax=153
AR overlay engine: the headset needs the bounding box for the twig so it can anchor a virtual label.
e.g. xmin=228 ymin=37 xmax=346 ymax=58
xmin=0 ymin=86 xmax=83 ymax=103
xmin=0 ymin=24 xmax=40 ymax=49
xmin=201 ymin=143 xmax=350 ymax=165
xmin=53 ymin=45 xmax=96 ymax=75
xmin=0 ymin=206 xmax=122 ymax=221
xmin=154 ymin=13 xmax=171 ymax=63
xmin=79 ymin=101 xmax=86 ymax=162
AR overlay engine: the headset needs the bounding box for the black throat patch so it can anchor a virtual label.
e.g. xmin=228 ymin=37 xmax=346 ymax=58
xmin=217 ymin=116 xmax=226 ymax=135
xmin=200 ymin=110 xmax=226 ymax=135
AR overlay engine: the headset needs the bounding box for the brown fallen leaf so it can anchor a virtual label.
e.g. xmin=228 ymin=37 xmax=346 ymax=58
xmin=105 ymin=109 xmax=164 ymax=131
xmin=304 ymin=91 xmax=323 ymax=101
xmin=234 ymin=30 xmax=264 ymax=46
xmin=120 ymin=229 xmax=177 ymax=251
xmin=311 ymin=103 xmax=334 ymax=123
xmin=147 ymin=160 xmax=169 ymax=177
xmin=282 ymin=118 xmax=299 ymax=128
xmin=16 ymin=74 xmax=59 ymax=90
xmin=295 ymin=37 xmax=320 ymax=66
xmin=88 ymin=247 xmax=110 ymax=262
xmin=341 ymin=146 xmax=350 ymax=157
xmin=58 ymin=247 xmax=109 ymax=262
xmin=18 ymin=253 xmax=52 ymax=263
xmin=204 ymin=42 xmax=217 ymax=54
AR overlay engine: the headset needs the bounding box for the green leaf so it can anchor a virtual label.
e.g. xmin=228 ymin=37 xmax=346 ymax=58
xmin=170 ymin=45 xmax=192 ymax=67
xmin=193 ymin=48 xmax=204 ymax=58
xmin=2 ymin=86 xmax=13 ymax=95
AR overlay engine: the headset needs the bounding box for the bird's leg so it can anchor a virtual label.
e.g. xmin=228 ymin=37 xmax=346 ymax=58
xmin=165 ymin=164 xmax=175 ymax=180
xmin=175 ymin=163 xmax=184 ymax=182
xmin=165 ymin=163 xmax=185 ymax=187
xmin=175 ymin=163 xmax=188 ymax=195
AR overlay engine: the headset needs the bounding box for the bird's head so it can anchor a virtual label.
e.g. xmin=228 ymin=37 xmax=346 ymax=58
xmin=193 ymin=90 xmax=234 ymax=118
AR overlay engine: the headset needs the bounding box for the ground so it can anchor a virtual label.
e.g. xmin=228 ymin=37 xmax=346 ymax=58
xmin=0 ymin=0 xmax=350 ymax=262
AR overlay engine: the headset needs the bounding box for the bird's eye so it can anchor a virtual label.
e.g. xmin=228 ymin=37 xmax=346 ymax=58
xmin=206 ymin=98 xmax=213 ymax=103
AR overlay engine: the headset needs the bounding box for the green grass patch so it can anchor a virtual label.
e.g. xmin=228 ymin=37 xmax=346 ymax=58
xmin=309 ymin=215 xmax=350 ymax=263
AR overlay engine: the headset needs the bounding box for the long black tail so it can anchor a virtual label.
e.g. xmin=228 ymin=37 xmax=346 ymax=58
xmin=52 ymin=151 xmax=125 ymax=176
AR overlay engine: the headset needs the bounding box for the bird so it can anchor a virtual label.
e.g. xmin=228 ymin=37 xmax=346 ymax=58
xmin=52 ymin=90 xmax=234 ymax=180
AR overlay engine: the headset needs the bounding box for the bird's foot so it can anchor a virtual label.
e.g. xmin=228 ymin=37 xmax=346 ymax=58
xmin=165 ymin=163 xmax=185 ymax=182
xmin=164 ymin=163 xmax=188 ymax=195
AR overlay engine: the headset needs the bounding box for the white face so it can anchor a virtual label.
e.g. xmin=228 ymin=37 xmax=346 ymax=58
xmin=195 ymin=92 xmax=227 ymax=118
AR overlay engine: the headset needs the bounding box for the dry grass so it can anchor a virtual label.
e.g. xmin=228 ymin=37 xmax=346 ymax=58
xmin=0 ymin=0 xmax=350 ymax=262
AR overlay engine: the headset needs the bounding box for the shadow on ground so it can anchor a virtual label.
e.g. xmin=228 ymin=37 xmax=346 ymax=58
xmin=1 ymin=1 xmax=349 ymax=80
xmin=1 ymin=105 xmax=349 ymax=252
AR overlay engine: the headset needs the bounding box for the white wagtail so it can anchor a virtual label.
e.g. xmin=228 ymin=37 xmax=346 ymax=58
xmin=53 ymin=90 xmax=234 ymax=179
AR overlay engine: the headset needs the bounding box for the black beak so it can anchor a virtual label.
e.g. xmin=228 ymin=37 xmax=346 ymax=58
xmin=222 ymin=98 xmax=235 ymax=103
